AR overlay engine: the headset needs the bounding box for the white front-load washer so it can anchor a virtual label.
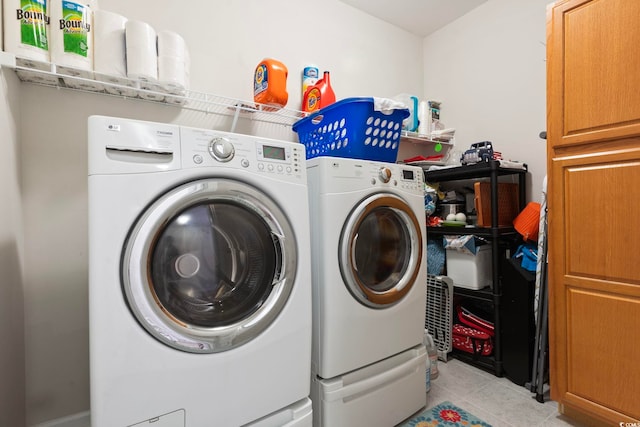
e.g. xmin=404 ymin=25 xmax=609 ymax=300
xmin=306 ymin=156 xmax=427 ymax=427
xmin=88 ymin=116 xmax=313 ymax=427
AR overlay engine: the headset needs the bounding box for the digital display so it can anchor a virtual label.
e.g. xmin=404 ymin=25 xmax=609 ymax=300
xmin=402 ymin=170 xmax=414 ymax=180
xmin=263 ymin=145 xmax=286 ymax=160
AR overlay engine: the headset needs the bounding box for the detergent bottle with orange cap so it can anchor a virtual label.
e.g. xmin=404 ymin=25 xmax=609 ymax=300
xmin=302 ymin=70 xmax=336 ymax=114
xmin=254 ymin=58 xmax=288 ymax=110
xmin=302 ymin=85 xmax=321 ymax=114
xmin=315 ymin=71 xmax=336 ymax=109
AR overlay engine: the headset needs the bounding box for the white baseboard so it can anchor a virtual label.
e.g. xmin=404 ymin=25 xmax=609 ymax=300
xmin=31 ymin=411 xmax=90 ymax=427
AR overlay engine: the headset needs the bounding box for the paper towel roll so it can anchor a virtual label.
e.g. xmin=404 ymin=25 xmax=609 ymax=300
xmin=16 ymin=68 xmax=60 ymax=85
xmin=14 ymin=54 xmax=60 ymax=86
xmin=125 ymin=20 xmax=157 ymax=82
xmin=157 ymin=30 xmax=187 ymax=60
xmin=94 ymin=8 xmax=139 ymax=99
xmin=93 ymin=9 xmax=137 ymax=96
xmin=184 ymin=47 xmax=191 ymax=85
xmin=49 ymin=0 xmax=94 ymax=74
xmin=104 ymin=83 xmax=138 ymax=97
xmin=417 ymin=100 xmax=430 ymax=136
xmin=164 ymin=94 xmax=187 ymax=106
xmin=93 ymin=10 xmax=127 ymax=77
xmin=158 ymin=56 xmax=188 ymax=93
xmin=138 ymin=80 xmax=165 ymax=101
xmin=3 ymin=0 xmax=50 ymax=62
xmin=62 ymin=75 xmax=104 ymax=91
xmin=94 ymin=72 xmax=137 ymax=96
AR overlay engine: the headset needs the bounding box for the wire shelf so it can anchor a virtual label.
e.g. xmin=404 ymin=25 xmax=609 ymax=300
xmin=0 ymin=52 xmax=304 ymax=130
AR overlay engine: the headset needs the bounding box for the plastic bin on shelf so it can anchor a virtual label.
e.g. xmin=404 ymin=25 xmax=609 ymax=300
xmin=292 ymin=97 xmax=409 ymax=161
xmin=446 ymin=244 xmax=492 ymax=290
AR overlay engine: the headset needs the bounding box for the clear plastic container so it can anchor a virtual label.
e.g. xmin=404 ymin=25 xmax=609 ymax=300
xmin=424 ymin=330 xmax=439 ymax=380
xmin=425 ymin=351 xmax=431 ymax=392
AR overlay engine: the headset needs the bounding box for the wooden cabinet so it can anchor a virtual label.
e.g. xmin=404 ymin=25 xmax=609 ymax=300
xmin=546 ymin=0 xmax=640 ymax=424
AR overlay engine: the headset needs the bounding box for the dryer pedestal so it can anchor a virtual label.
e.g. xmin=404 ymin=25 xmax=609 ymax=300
xmin=311 ymin=345 xmax=426 ymax=427
xmin=243 ymin=397 xmax=313 ymax=427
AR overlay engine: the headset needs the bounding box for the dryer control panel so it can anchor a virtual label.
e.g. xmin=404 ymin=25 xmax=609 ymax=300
xmin=306 ymin=157 xmax=424 ymax=195
xmin=367 ymin=163 xmax=424 ymax=194
xmin=396 ymin=165 xmax=424 ymax=193
xmin=180 ymin=127 xmax=306 ymax=182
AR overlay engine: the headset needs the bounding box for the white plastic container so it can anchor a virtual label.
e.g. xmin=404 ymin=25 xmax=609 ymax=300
xmin=446 ymin=244 xmax=492 ymax=290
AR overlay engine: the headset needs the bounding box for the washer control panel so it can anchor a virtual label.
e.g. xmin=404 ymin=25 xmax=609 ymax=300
xmin=180 ymin=127 xmax=305 ymax=182
xmin=255 ymin=143 xmax=297 ymax=174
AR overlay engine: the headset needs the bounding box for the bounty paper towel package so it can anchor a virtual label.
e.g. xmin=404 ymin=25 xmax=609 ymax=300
xmin=49 ymin=0 xmax=93 ymax=73
xmin=5 ymin=0 xmax=61 ymax=85
xmin=49 ymin=0 xmax=103 ymax=90
xmin=4 ymin=0 xmax=50 ymax=63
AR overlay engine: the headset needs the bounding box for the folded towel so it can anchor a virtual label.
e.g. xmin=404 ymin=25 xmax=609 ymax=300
xmin=373 ymin=97 xmax=408 ymax=113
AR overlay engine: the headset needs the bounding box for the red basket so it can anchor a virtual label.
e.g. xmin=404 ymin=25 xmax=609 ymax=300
xmin=292 ymin=97 xmax=409 ymax=161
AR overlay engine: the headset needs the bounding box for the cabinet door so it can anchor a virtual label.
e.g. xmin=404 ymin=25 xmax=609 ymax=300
xmin=547 ymin=0 xmax=640 ymax=148
xmin=547 ymin=0 xmax=640 ymax=424
xmin=548 ymin=147 xmax=640 ymax=423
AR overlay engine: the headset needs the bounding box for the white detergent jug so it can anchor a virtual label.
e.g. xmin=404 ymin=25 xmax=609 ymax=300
xmin=424 ymin=330 xmax=439 ymax=380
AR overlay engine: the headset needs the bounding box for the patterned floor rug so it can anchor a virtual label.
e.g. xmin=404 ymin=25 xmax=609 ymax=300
xmin=399 ymin=401 xmax=492 ymax=427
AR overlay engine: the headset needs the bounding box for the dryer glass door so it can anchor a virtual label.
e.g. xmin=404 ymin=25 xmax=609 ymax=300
xmin=122 ymin=179 xmax=297 ymax=353
xmin=340 ymin=193 xmax=423 ymax=308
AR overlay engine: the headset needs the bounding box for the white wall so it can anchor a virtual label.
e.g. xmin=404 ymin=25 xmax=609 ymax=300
xmin=423 ymin=0 xmax=549 ymax=201
xmin=0 ymin=70 xmax=26 ymax=426
xmin=17 ymin=0 xmax=425 ymax=424
xmin=102 ymin=0 xmax=426 ymax=112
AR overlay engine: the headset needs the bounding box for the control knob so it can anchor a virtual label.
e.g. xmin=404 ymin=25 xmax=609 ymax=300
xmin=208 ymin=137 xmax=235 ymax=162
xmin=378 ymin=167 xmax=392 ymax=183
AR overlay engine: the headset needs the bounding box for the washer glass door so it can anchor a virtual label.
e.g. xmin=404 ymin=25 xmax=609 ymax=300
xmin=122 ymin=179 xmax=296 ymax=353
xmin=340 ymin=193 xmax=423 ymax=308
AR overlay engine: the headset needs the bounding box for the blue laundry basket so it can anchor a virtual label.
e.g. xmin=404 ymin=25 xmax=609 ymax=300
xmin=292 ymin=97 xmax=409 ymax=162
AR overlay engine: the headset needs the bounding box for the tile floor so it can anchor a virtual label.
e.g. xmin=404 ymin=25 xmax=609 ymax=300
xmin=420 ymin=358 xmax=588 ymax=427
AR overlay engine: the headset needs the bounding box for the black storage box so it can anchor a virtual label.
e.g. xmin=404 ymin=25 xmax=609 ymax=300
xmin=500 ymin=257 xmax=536 ymax=386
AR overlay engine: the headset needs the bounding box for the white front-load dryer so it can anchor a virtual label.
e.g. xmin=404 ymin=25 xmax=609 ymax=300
xmin=306 ymin=156 xmax=427 ymax=427
xmin=88 ymin=116 xmax=312 ymax=427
